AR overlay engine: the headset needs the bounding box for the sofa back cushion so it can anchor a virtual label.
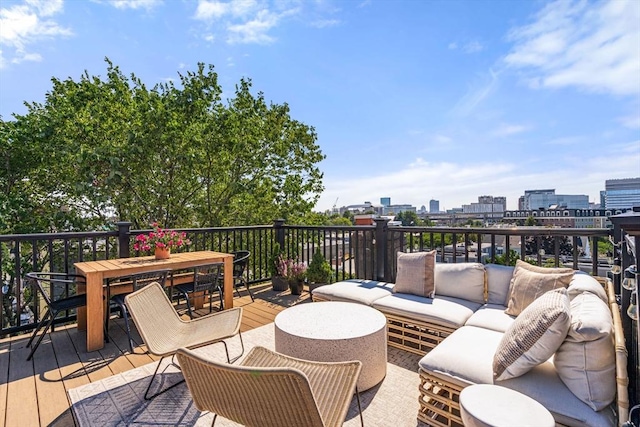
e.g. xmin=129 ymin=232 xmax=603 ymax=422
xmin=505 ymin=260 xmax=574 ymax=316
xmin=554 ymin=290 xmax=615 ymax=411
xmin=567 ymin=272 xmax=607 ymax=303
xmin=393 ymin=250 xmax=436 ymax=297
xmin=485 ymin=263 xmax=514 ymax=306
xmin=493 ymin=288 xmax=571 ymax=381
xmin=434 ymin=262 xmax=486 ymax=304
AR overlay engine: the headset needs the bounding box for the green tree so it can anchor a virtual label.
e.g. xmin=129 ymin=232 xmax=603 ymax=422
xmin=3 ymin=59 xmax=324 ymax=230
xmin=524 ymin=216 xmax=538 ymax=226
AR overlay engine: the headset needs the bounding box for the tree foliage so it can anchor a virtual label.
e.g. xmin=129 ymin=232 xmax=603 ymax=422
xmin=1 ymin=59 xmax=324 ymax=232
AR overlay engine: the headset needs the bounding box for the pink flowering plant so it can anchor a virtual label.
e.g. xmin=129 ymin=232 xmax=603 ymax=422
xmin=133 ymin=222 xmax=191 ymax=252
xmin=276 ymin=255 xmax=307 ymax=283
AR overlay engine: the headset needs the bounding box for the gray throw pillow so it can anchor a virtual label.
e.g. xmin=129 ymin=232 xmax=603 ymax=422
xmin=393 ymin=250 xmax=436 ymax=297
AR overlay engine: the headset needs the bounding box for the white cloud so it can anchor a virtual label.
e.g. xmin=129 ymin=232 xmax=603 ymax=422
xmin=451 ymin=68 xmax=500 ymax=116
xmin=310 ymin=19 xmax=340 ymax=29
xmin=448 ymin=42 xmax=457 ymax=50
xmin=462 ymin=40 xmax=484 ymax=53
xmin=227 ymin=9 xmax=279 ymax=44
xmin=504 ymin=0 xmax=640 ymax=96
xmin=0 ymin=0 xmax=72 ymax=68
xmin=618 ymin=113 xmax=640 ymax=129
xmin=108 ymin=0 xmax=163 ymax=10
xmin=491 ymin=123 xmax=531 ymax=137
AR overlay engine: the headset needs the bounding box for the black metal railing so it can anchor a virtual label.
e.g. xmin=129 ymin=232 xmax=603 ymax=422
xmin=1 ymin=220 xmax=613 ymax=337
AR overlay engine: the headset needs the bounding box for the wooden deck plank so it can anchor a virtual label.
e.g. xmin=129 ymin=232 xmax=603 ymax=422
xmin=5 ymin=336 xmax=39 ymax=427
xmin=32 ymin=330 xmax=70 ymax=426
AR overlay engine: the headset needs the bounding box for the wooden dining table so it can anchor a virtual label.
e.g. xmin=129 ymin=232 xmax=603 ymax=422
xmin=74 ymin=250 xmax=235 ymax=352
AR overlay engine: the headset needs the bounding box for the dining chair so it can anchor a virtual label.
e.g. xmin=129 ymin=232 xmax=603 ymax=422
xmin=176 ymin=345 xmax=363 ymax=427
xmin=24 ymin=272 xmax=88 ymax=361
xmin=125 ymin=281 xmax=244 ymax=400
xmin=105 ymin=269 xmax=171 ymax=353
xmin=173 ymin=263 xmax=223 ymax=319
xmin=218 ymin=250 xmax=253 ymax=309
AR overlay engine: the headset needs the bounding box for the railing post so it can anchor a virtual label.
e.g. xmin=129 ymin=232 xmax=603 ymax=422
xmin=273 ymin=219 xmax=285 ymax=251
xmin=374 ymin=217 xmax=389 ymax=282
xmin=116 ymin=221 xmax=132 ymax=259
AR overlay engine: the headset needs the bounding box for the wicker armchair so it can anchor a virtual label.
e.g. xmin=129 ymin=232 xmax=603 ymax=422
xmin=176 ymin=345 xmax=364 ymax=427
xmin=124 ymin=282 xmax=244 ymax=400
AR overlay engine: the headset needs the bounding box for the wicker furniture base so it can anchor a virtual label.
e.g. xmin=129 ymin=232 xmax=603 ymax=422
xmin=418 ymin=369 xmax=464 ymax=427
xmin=385 ymin=313 xmax=456 ymax=355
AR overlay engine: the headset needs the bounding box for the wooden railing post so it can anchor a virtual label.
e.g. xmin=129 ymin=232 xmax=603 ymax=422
xmin=374 ymin=217 xmax=389 ymax=282
xmin=116 ymin=221 xmax=132 ymax=259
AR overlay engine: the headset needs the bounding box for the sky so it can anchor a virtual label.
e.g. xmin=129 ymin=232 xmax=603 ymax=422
xmin=1 ymin=0 xmax=639 ymax=213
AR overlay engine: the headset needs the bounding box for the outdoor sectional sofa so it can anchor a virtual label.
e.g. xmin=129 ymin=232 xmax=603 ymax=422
xmin=312 ymin=259 xmax=629 ymax=427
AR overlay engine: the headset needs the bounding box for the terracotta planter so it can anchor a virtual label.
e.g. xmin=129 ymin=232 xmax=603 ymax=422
xmin=154 ymin=247 xmax=171 ymax=260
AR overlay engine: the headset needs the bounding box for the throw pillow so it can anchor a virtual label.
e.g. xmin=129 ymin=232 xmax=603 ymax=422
xmin=393 ymin=250 xmax=436 ymax=297
xmin=505 ymin=259 xmax=574 ymax=316
xmin=554 ymin=291 xmax=615 ymax=411
xmin=493 ymin=288 xmax=571 ymax=381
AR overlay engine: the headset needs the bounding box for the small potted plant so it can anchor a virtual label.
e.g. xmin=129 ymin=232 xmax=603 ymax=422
xmin=133 ymin=222 xmax=190 ymax=259
xmin=269 ymin=243 xmax=289 ymax=291
xmin=286 ymin=258 xmax=307 ymax=295
xmin=307 ymin=250 xmax=332 ymax=297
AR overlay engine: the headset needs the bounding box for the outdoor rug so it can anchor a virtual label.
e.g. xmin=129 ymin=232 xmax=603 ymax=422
xmin=69 ymin=323 xmax=427 ymax=426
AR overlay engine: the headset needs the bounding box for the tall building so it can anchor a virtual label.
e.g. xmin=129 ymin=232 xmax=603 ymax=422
xmin=603 ymin=178 xmax=640 ymax=209
xmin=522 ymin=189 xmax=589 ymax=210
xmin=429 ymin=199 xmax=439 ymax=213
xmin=380 ymin=197 xmax=391 ymax=207
xmin=462 ymin=195 xmax=506 ymax=221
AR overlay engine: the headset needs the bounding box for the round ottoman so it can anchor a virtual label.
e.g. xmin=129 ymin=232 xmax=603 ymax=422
xmin=459 ymin=384 xmax=555 ymax=427
xmin=274 ymin=301 xmax=387 ymax=390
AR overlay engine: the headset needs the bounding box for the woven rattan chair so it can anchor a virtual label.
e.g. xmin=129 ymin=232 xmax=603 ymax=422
xmin=105 ymin=269 xmax=171 ymax=353
xmin=176 ymin=345 xmax=364 ymax=427
xmin=174 ymin=263 xmax=222 ymax=318
xmin=124 ymin=282 xmax=244 ymax=400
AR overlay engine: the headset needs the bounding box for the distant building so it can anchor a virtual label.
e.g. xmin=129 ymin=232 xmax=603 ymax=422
xmin=383 ymin=204 xmax=416 ymax=215
xmin=429 ymin=199 xmax=439 ymax=213
xmin=380 ymin=197 xmax=391 ymax=207
xmin=462 ymin=195 xmax=506 ymax=222
xmin=340 ymin=201 xmax=383 ymax=215
xmin=420 ymin=205 xmax=427 ymax=214
xmin=521 ymin=189 xmax=589 ymax=210
xmin=603 ymin=178 xmax=640 ymax=209
xmin=504 ymin=207 xmax=632 ymax=228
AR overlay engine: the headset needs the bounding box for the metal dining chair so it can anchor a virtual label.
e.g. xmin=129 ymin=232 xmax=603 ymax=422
xmin=173 ymin=263 xmax=223 ymax=318
xmin=24 ymin=272 xmax=88 ymax=361
xmin=218 ymin=250 xmax=253 ymax=309
xmin=105 ymin=269 xmax=170 ymax=353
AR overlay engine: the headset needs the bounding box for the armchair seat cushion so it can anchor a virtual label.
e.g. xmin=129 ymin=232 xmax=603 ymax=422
xmin=373 ymin=294 xmax=481 ymax=329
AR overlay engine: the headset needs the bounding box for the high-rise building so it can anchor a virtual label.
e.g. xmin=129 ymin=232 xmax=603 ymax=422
xmin=429 ymin=199 xmax=439 ymax=213
xmin=522 ymin=189 xmax=588 ymax=210
xmin=380 ymin=197 xmax=391 ymax=207
xmin=603 ymin=178 xmax=640 ymax=209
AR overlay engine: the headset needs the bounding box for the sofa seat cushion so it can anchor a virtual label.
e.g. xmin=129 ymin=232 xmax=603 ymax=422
xmin=434 ymin=262 xmax=486 ymax=304
xmin=373 ymin=294 xmax=481 ymax=329
xmin=419 ymin=326 xmax=616 ymax=427
xmin=465 ymin=304 xmax=515 ymax=333
xmin=310 ymin=279 xmax=394 ymax=305
xmin=485 ymin=263 xmax=515 ymax=306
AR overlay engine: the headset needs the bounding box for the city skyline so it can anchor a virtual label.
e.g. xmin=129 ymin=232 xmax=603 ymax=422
xmin=1 ymin=0 xmax=639 ymax=212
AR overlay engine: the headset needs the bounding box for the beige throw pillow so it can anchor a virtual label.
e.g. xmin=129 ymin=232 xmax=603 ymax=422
xmin=493 ymin=288 xmax=571 ymax=381
xmin=505 ymin=259 xmax=574 ymax=316
xmin=393 ymin=250 xmax=436 ymax=297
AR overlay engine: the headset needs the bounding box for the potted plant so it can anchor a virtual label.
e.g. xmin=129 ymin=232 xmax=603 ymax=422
xmin=133 ymin=222 xmax=190 ymax=259
xmin=269 ymin=243 xmax=288 ymax=291
xmin=306 ymin=250 xmax=332 ymax=297
xmin=286 ymin=258 xmax=307 ymax=296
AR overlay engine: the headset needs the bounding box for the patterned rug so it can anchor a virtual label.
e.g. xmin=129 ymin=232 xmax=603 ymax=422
xmin=69 ymin=323 xmax=427 ymax=426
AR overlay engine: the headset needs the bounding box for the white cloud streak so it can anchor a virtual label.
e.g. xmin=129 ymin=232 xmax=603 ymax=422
xmin=0 ymin=0 xmax=72 ymax=68
xmin=504 ymin=0 xmax=640 ymax=96
xmin=107 ymin=0 xmax=163 ymax=10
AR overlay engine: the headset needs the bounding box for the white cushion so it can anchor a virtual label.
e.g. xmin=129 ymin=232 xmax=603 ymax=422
xmin=373 ymin=294 xmax=481 ymax=329
xmin=554 ymin=291 xmax=615 ymax=411
xmin=465 ymin=304 xmax=515 ymax=333
xmin=310 ymin=279 xmax=394 ymax=306
xmin=394 ymin=250 xmax=435 ymax=297
xmin=567 ymin=272 xmax=607 ymax=303
xmin=434 ymin=262 xmax=486 ymax=304
xmin=494 ymin=288 xmax=571 ymax=381
xmin=486 ymin=264 xmax=514 ymax=306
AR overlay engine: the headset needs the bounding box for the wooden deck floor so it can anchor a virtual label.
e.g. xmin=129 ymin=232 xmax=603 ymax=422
xmin=0 ymin=282 xmax=311 ymax=427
